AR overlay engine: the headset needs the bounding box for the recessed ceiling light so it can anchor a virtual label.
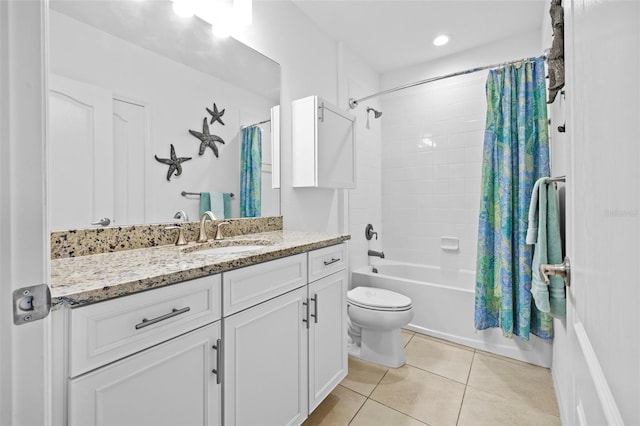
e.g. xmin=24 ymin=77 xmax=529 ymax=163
xmin=433 ymin=34 xmax=450 ymax=47
xmin=172 ymin=0 xmax=194 ymax=18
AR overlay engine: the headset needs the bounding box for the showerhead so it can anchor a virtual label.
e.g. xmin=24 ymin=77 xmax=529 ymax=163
xmin=366 ymin=107 xmax=382 ymax=119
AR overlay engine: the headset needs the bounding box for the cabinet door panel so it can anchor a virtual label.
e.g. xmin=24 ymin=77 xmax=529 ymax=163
xmin=224 ymin=287 xmax=308 ymax=426
xmin=308 ymin=270 xmax=348 ymax=412
xmin=69 ymin=322 xmax=221 ymax=426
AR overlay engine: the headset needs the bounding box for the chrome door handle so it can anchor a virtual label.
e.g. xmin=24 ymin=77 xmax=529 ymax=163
xmin=91 ymin=217 xmax=111 ymax=226
xmin=212 ymin=338 xmax=222 ymax=384
xmin=323 ymin=258 xmax=341 ymax=266
xmin=539 ymin=256 xmax=571 ymax=287
xmin=310 ymin=294 xmax=318 ymax=323
xmin=134 ymin=307 xmax=191 ymax=330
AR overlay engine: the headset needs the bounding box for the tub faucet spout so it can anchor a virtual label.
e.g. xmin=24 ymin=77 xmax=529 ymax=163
xmin=368 ymin=249 xmax=385 ymax=259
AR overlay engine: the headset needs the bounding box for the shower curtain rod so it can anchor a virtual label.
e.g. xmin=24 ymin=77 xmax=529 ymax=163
xmin=348 ymin=54 xmax=547 ymax=109
xmin=241 ymin=119 xmax=271 ymax=129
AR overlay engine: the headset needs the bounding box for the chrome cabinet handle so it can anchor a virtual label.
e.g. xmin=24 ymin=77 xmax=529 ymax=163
xmin=323 ymin=258 xmax=341 ymax=266
xmin=310 ymin=294 xmax=318 ymax=323
xmin=302 ymin=298 xmax=310 ymax=329
xmin=134 ymin=307 xmax=191 ymax=330
xmin=212 ymin=338 xmax=222 ymax=385
xmin=91 ymin=217 xmax=111 ymax=227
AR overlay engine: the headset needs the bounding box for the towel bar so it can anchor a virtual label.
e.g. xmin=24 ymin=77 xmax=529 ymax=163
xmin=181 ymin=191 xmax=234 ymax=198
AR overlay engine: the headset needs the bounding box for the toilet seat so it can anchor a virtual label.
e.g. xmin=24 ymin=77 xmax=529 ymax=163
xmin=348 ymin=287 xmax=412 ymax=311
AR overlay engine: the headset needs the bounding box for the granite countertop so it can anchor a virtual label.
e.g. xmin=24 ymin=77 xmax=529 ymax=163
xmin=51 ymin=230 xmax=350 ymax=309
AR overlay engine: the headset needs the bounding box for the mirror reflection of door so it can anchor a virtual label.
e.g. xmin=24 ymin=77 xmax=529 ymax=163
xmin=49 ymin=75 xmax=114 ymax=230
xmin=49 ymin=76 xmax=147 ymax=230
xmin=113 ymin=98 xmax=146 ymax=226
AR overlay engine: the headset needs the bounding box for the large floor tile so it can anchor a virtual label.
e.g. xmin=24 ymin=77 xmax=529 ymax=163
xmin=458 ymin=386 xmax=562 ymax=426
xmin=302 ymin=385 xmax=366 ymax=426
xmin=405 ymin=334 xmax=474 ymax=383
xmin=402 ymin=330 xmax=414 ymax=347
xmin=350 ymin=399 xmax=427 ymax=426
xmin=370 ymin=364 xmax=465 ymax=426
xmin=340 ymin=356 xmax=389 ymax=397
xmin=467 ymin=352 xmax=560 ymax=417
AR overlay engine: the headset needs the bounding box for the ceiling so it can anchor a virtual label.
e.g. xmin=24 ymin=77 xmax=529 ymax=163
xmin=291 ymin=0 xmax=548 ymax=74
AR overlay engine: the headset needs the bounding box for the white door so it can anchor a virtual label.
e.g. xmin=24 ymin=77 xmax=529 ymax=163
xmin=308 ymin=270 xmax=348 ymax=413
xmin=113 ymin=98 xmax=147 ymax=225
xmin=223 ymin=287 xmax=308 ymax=426
xmin=69 ymin=321 xmax=222 ymax=426
xmin=553 ymin=1 xmax=640 ymax=425
xmin=0 ymin=2 xmax=50 ymax=425
xmin=49 ymin=74 xmax=114 ymax=230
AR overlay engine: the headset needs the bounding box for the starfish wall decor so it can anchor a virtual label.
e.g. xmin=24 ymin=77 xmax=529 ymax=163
xmin=189 ymin=117 xmax=226 ymax=158
xmin=154 ymin=144 xmax=192 ymax=181
xmin=206 ymin=102 xmax=225 ymax=125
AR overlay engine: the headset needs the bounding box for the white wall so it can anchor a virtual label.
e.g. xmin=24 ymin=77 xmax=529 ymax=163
xmin=235 ymin=2 xmax=383 ymax=273
xmin=379 ymin=30 xmax=542 ymax=270
xmin=342 ymin=45 xmax=382 ymax=272
xmin=49 ymin=11 xmax=275 ymax=226
xmin=234 ymin=1 xmax=342 ymax=232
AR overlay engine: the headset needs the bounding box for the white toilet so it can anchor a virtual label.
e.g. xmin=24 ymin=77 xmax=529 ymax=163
xmin=347 ymin=286 xmax=414 ymax=368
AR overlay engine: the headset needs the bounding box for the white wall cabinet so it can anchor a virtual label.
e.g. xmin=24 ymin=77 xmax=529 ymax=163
xmin=292 ymin=96 xmax=356 ymax=188
xmin=68 ymin=321 xmax=222 ymax=426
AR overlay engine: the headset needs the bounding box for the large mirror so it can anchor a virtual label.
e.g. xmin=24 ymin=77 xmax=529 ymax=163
xmin=48 ymin=0 xmax=281 ymax=231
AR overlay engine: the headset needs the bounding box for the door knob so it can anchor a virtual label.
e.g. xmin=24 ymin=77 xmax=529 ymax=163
xmin=539 ymin=256 xmax=571 ymax=287
xmin=91 ymin=217 xmax=111 ymax=226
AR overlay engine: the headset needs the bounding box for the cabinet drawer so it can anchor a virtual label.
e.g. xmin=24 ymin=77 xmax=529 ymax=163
xmin=308 ymin=243 xmax=347 ymax=282
xmin=69 ymin=275 xmax=221 ymax=377
xmin=222 ymin=254 xmax=307 ymax=316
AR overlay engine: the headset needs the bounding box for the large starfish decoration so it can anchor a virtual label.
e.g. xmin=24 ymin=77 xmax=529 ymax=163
xmin=206 ymin=102 xmax=225 ymax=125
xmin=154 ymin=144 xmax=192 ymax=181
xmin=189 ymin=118 xmax=226 ymax=157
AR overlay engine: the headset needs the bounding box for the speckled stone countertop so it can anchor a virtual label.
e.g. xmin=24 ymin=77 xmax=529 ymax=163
xmin=50 ymin=230 xmax=350 ymax=310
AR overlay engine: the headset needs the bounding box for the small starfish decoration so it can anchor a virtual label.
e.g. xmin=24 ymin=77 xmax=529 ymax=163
xmin=189 ymin=118 xmax=226 ymax=157
xmin=154 ymin=144 xmax=192 ymax=181
xmin=206 ymin=102 xmax=225 ymax=125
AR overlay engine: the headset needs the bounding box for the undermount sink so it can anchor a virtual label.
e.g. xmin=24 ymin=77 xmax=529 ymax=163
xmin=192 ymin=245 xmax=266 ymax=256
xmin=183 ymin=239 xmax=271 ymax=256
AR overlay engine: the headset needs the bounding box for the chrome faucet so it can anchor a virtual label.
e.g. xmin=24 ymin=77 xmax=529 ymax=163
xmin=173 ymin=210 xmax=189 ymax=222
xmin=197 ymin=211 xmax=217 ymax=243
xmin=214 ymin=221 xmax=231 ymax=240
xmin=368 ymin=249 xmax=385 ymax=259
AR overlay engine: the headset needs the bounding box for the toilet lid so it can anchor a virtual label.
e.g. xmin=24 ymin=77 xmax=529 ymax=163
xmin=348 ymin=287 xmax=412 ymax=311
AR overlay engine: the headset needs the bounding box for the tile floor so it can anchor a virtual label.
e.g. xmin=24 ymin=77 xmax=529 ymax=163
xmin=303 ymin=331 xmax=561 ymax=426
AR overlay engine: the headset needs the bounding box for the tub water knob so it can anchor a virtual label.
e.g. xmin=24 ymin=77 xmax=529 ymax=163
xmin=365 ymin=224 xmax=378 ymax=240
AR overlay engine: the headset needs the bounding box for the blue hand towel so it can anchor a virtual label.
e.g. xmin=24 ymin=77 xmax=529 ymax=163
xmin=547 ymin=183 xmax=566 ymax=318
xmin=526 ymin=177 xmax=547 ymax=244
xmin=210 ymin=192 xmax=225 ymax=220
xmin=530 ymin=181 xmax=551 ymax=313
xmin=199 ymin=192 xmax=211 ymax=217
xmin=529 ymin=180 xmax=566 ymax=318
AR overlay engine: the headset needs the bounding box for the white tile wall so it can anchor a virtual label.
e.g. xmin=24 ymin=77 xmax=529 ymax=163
xmin=381 ymin=73 xmax=486 ymax=270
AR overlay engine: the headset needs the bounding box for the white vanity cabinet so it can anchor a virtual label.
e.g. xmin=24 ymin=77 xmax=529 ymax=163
xmin=292 ymin=96 xmax=356 ymax=188
xmin=307 ymin=244 xmax=348 ymax=412
xmin=222 ymin=245 xmax=348 ymax=425
xmin=65 ymin=275 xmax=222 ymax=426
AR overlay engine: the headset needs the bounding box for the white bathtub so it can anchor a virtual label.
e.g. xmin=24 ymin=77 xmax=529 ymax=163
xmin=352 ymin=261 xmax=553 ymax=367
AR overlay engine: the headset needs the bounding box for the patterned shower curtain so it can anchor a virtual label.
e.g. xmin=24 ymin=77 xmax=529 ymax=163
xmin=240 ymin=126 xmax=262 ymax=218
xmin=474 ymin=56 xmax=553 ymax=340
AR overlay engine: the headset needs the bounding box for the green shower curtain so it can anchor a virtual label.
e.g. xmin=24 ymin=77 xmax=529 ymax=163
xmin=240 ymin=126 xmax=261 ymax=218
xmin=474 ymin=56 xmax=553 ymax=340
